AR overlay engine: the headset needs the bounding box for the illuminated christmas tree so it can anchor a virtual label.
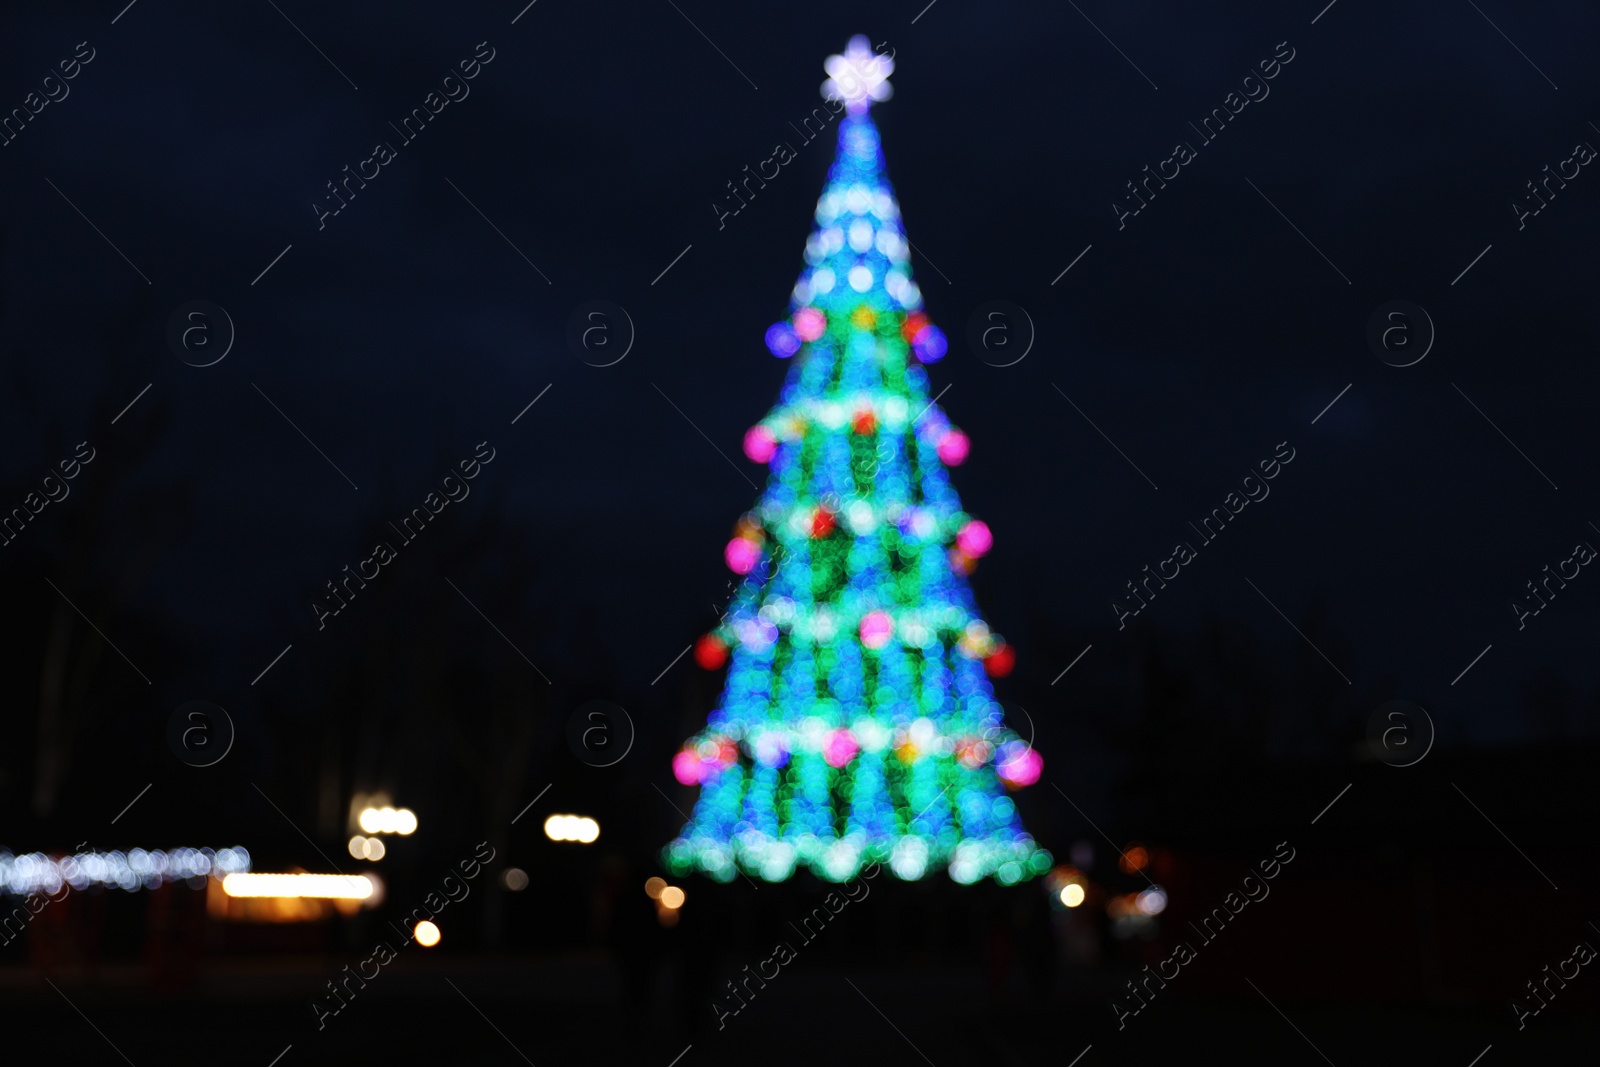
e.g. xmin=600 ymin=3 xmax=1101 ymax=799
xmin=664 ymin=37 xmax=1048 ymax=886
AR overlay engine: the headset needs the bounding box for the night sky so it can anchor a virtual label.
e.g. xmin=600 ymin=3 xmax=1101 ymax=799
xmin=4 ymin=0 xmax=1600 ymax=976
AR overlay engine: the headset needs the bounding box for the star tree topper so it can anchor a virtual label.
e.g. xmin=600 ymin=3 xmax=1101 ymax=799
xmin=822 ymin=35 xmax=893 ymax=114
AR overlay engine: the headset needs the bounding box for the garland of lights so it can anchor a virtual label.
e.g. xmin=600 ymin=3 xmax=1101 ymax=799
xmin=0 ymin=847 xmax=251 ymax=896
xmin=664 ymin=38 xmax=1048 ymax=887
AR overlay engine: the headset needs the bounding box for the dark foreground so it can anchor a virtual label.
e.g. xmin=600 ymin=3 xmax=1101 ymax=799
xmin=2 ymin=952 xmax=1590 ymax=1067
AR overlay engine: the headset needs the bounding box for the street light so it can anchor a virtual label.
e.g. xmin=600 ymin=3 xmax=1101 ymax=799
xmin=542 ymin=815 xmax=599 ymax=843
xmin=357 ymin=806 xmax=417 ymax=835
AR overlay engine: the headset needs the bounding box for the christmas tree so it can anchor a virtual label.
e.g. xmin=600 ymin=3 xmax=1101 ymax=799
xmin=664 ymin=37 xmax=1048 ymax=886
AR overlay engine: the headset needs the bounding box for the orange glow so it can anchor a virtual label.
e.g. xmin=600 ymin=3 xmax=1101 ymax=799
xmin=414 ymin=920 xmax=441 ymax=947
xmin=1118 ymin=845 xmax=1150 ymax=874
xmin=1107 ymin=892 xmax=1140 ymax=919
xmin=207 ymin=872 xmax=378 ymax=922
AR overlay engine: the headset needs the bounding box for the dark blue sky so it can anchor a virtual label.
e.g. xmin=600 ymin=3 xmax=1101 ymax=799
xmin=3 ymin=0 xmax=1599 ymax=809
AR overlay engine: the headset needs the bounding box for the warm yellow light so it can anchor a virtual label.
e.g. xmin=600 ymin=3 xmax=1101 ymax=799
xmin=1060 ymin=883 xmax=1085 ymax=908
xmin=644 ymin=877 xmax=666 ymax=900
xmin=222 ymin=873 xmax=374 ymax=900
xmin=359 ymin=805 xmax=417 ymax=835
xmin=346 ymin=835 xmax=387 ymax=861
xmin=414 ymin=920 xmax=441 ymax=947
xmin=659 ymin=885 xmax=685 ymax=909
xmin=544 ymin=814 xmax=600 ymax=843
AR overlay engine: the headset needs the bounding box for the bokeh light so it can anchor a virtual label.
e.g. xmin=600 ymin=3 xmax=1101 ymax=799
xmin=358 ymin=806 xmax=417 ymax=835
xmin=222 ymin=873 xmax=373 ymax=899
xmin=0 ymin=846 xmax=249 ymax=896
xmin=347 ymin=835 xmax=386 ymax=861
xmin=1136 ymin=887 xmax=1168 ymax=915
xmin=544 ymin=815 xmax=600 ymax=843
xmin=765 ymin=321 xmax=800 ymax=357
